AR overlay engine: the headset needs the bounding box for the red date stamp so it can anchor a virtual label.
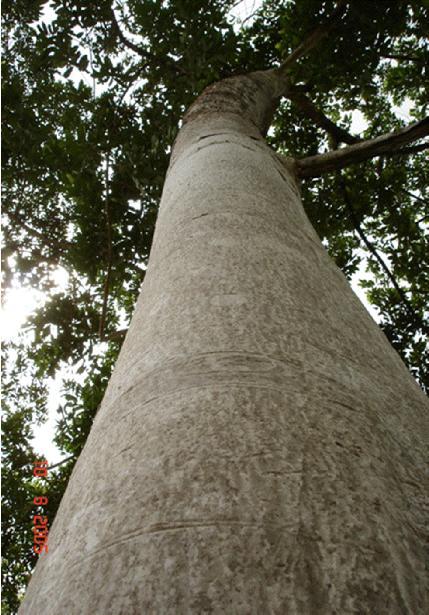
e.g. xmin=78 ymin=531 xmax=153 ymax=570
xmin=32 ymin=460 xmax=49 ymax=554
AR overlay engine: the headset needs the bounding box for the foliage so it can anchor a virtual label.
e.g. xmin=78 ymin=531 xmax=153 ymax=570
xmin=1 ymin=342 xmax=73 ymax=613
xmin=1 ymin=0 xmax=428 ymax=610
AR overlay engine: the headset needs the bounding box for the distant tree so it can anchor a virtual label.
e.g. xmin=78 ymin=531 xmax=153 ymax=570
xmin=2 ymin=1 xmax=428 ymax=612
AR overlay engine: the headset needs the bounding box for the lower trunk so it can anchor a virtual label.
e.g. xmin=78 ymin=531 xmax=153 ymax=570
xmin=21 ymin=75 xmax=428 ymax=614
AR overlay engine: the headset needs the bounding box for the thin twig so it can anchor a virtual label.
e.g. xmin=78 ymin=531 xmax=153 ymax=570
xmin=88 ymin=39 xmax=96 ymax=99
xmin=229 ymin=0 xmax=245 ymax=10
xmin=240 ymin=10 xmax=259 ymax=26
xmin=381 ymin=53 xmax=424 ymax=64
xmin=110 ymin=8 xmax=187 ymax=76
xmin=117 ymin=65 xmax=146 ymax=105
xmin=276 ymin=0 xmax=349 ymax=76
xmin=5 ymin=209 xmax=71 ymax=252
xmin=339 ymin=174 xmax=428 ymax=334
xmin=47 ymin=455 xmax=76 ymax=471
xmin=401 ymin=188 xmax=428 ymax=207
xmin=98 ymin=154 xmax=113 ymax=338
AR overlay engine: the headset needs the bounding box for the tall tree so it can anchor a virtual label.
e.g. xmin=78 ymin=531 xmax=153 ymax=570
xmin=2 ymin=0 xmax=428 ymax=612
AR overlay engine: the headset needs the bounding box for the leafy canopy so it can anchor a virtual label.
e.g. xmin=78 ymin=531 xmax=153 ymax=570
xmin=2 ymin=0 xmax=428 ymax=611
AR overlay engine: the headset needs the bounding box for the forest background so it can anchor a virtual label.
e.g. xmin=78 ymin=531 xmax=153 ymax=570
xmin=2 ymin=0 xmax=428 ymax=612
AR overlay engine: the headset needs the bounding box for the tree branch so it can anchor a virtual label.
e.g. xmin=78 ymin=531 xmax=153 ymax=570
xmin=276 ymin=0 xmax=349 ymax=76
xmin=382 ymin=142 xmax=429 ymax=159
xmin=381 ymin=53 xmax=425 ymax=64
xmin=401 ymin=188 xmax=428 ymax=207
xmin=110 ymin=8 xmax=187 ymax=76
xmin=111 ymin=9 xmax=148 ymax=59
xmin=47 ymin=455 xmax=76 ymax=471
xmin=98 ymin=155 xmax=113 ymax=339
xmin=5 ymin=208 xmax=72 ymax=252
xmin=101 ymin=328 xmax=128 ymax=342
xmin=283 ymin=85 xmax=359 ymax=145
xmin=338 ymin=175 xmax=428 ymax=334
xmin=296 ymin=118 xmax=429 ymax=177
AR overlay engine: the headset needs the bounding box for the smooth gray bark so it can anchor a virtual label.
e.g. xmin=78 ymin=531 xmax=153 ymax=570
xmin=297 ymin=117 xmax=429 ymax=177
xmin=20 ymin=73 xmax=428 ymax=614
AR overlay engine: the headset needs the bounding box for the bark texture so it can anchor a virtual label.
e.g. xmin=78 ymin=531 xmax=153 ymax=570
xmin=20 ymin=73 xmax=429 ymax=614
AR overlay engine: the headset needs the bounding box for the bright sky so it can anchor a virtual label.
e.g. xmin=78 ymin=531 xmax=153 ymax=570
xmin=230 ymin=0 xmax=260 ymax=24
xmin=2 ymin=0 xmax=413 ymax=464
xmin=2 ymin=267 xmax=70 ymax=463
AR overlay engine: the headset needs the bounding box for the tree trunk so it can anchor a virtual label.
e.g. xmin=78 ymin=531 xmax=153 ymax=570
xmin=20 ymin=73 xmax=428 ymax=614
